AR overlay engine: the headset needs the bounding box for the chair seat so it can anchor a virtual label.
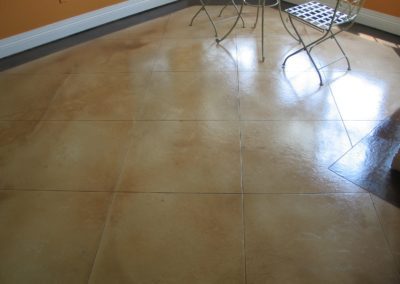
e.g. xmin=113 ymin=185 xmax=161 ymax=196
xmin=285 ymin=1 xmax=349 ymax=31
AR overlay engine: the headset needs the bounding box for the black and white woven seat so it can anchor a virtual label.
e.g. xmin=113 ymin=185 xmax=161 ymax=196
xmin=282 ymin=0 xmax=365 ymax=85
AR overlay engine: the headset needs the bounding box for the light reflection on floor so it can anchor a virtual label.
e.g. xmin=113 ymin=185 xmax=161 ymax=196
xmin=0 ymin=5 xmax=400 ymax=283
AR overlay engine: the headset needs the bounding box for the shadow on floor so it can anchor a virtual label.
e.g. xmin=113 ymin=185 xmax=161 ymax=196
xmin=348 ymin=23 xmax=400 ymax=58
xmin=330 ymin=109 xmax=400 ymax=208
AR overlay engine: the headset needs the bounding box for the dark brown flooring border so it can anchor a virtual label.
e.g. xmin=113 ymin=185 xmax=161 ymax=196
xmin=330 ymin=110 xmax=400 ymax=208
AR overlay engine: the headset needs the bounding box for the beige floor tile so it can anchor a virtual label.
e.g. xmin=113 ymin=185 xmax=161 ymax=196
xmin=0 ymin=121 xmax=133 ymax=191
xmin=342 ymin=120 xmax=382 ymax=146
xmin=179 ymin=5 xmax=308 ymax=40
xmin=239 ymin=71 xmax=340 ymax=120
xmin=1 ymin=5 xmax=399 ymax=283
xmin=93 ymin=38 xmax=162 ymax=73
xmin=101 ymin=15 xmax=169 ymax=40
xmin=5 ymin=39 xmax=111 ymax=74
xmin=372 ymin=196 xmax=400 ymax=273
xmin=165 ymin=5 xmax=241 ymax=38
xmin=6 ymin=37 xmax=161 ymax=74
xmin=302 ymin=33 xmax=354 ymax=73
xmin=313 ymin=32 xmax=400 ymax=73
xmin=43 ymin=73 xmax=151 ymax=120
xmin=0 ymin=74 xmax=67 ymax=120
xmin=138 ymin=71 xmax=238 ymax=120
xmin=90 ymin=193 xmax=244 ymax=284
xmin=0 ymin=190 xmax=111 ymax=284
xmin=236 ymin=36 xmax=317 ymax=72
xmin=241 ymin=121 xmax=363 ymax=193
xmin=244 ymin=193 xmax=400 ymax=284
xmin=329 ymin=71 xmax=400 ymax=120
xmin=234 ymin=6 xmax=306 ymax=38
xmin=118 ymin=121 xmax=241 ymax=193
xmin=153 ymin=38 xmax=237 ymax=71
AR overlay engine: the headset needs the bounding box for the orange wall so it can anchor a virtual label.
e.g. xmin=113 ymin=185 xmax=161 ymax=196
xmin=0 ymin=0 xmax=124 ymax=39
xmin=365 ymin=0 xmax=400 ymax=17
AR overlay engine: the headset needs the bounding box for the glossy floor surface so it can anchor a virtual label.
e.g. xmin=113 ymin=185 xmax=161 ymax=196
xmin=331 ymin=109 xmax=400 ymax=207
xmin=1 ymin=5 xmax=400 ymax=284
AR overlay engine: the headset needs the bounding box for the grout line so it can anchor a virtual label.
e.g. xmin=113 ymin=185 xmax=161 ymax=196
xmin=160 ymin=12 xmax=170 ymax=41
xmin=241 ymin=190 xmax=248 ymax=284
xmin=0 ymin=119 xmax=239 ymax=122
xmin=239 ymin=125 xmax=248 ymax=284
xmin=24 ymin=74 xmax=72 ymax=133
xmin=0 ymin=188 xmax=373 ymax=195
xmin=86 ymin=190 xmax=116 ymax=284
xmin=235 ymin=31 xmax=248 ymax=284
xmin=0 ymin=118 xmax=350 ymax=122
xmin=369 ymin=193 xmax=400 ymax=281
xmin=86 ymin=122 xmax=137 ymax=283
xmin=128 ymin=40 xmax=161 ymax=122
xmin=2 ymin=7 xmax=400 ymax=283
xmin=40 ymin=76 xmax=71 ymax=103
xmin=327 ymin=81 xmax=354 ymax=149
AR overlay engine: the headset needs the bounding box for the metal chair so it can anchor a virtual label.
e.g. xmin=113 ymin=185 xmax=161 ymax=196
xmin=189 ymin=0 xmax=245 ymax=38
xmin=282 ymin=0 xmax=365 ymax=85
xmin=215 ymin=0 xmax=299 ymax=62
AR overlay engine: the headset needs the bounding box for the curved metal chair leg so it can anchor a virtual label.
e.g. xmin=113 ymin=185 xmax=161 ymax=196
xmin=261 ymin=0 xmax=265 ymax=61
xmin=277 ymin=1 xmax=300 ymax=42
xmin=283 ymin=16 xmax=324 ymax=85
xmin=282 ymin=16 xmax=307 ymax=66
xmin=205 ymin=11 xmax=219 ymax=38
xmin=253 ymin=0 xmax=261 ymax=28
xmin=231 ymin=0 xmax=246 ymax=28
xmin=218 ymin=3 xmax=229 ymax=17
xmin=218 ymin=0 xmax=245 ymax=27
xmin=331 ymin=32 xmax=351 ymax=70
xmin=190 ymin=0 xmax=219 ymax=37
xmin=216 ymin=0 xmax=245 ymax=43
xmin=305 ymin=49 xmax=324 ymax=86
xmin=282 ymin=47 xmax=305 ymax=67
xmin=189 ymin=7 xmax=204 ymax=26
xmin=281 ymin=0 xmax=365 ymax=85
xmin=307 ymin=30 xmax=351 ymax=70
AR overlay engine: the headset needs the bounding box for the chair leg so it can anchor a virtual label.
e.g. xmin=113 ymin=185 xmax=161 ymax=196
xmin=189 ymin=7 xmax=204 ymax=26
xmin=278 ymin=1 xmax=300 ymax=42
xmin=216 ymin=0 xmax=244 ymax=43
xmin=307 ymin=30 xmax=351 ymax=71
xmin=282 ymin=16 xmax=324 ymax=86
xmin=253 ymin=0 xmax=261 ymax=28
xmin=218 ymin=1 xmax=245 ymax=28
xmin=218 ymin=2 xmax=230 ymax=17
xmin=282 ymin=47 xmax=305 ymax=66
xmin=261 ymin=0 xmax=265 ymax=62
xmin=231 ymin=0 xmax=246 ymax=28
xmin=189 ymin=0 xmax=219 ymax=37
xmin=330 ymin=31 xmax=351 ymax=70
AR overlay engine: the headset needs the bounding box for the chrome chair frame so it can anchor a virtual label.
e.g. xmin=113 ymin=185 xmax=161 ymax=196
xmin=189 ymin=0 xmax=246 ymax=37
xmin=282 ymin=0 xmax=365 ymax=85
xmin=216 ymin=0 xmax=299 ymax=62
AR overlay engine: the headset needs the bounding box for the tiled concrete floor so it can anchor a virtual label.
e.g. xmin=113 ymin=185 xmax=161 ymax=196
xmin=0 ymin=5 xmax=400 ymax=283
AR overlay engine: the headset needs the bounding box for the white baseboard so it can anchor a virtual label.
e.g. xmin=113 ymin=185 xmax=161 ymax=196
xmin=0 ymin=0 xmax=176 ymax=59
xmin=356 ymin=8 xmax=400 ymax=36
xmin=286 ymin=0 xmax=400 ymax=36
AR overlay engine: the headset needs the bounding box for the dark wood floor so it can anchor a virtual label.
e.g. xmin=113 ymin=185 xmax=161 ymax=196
xmin=331 ymin=109 xmax=400 ymax=208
